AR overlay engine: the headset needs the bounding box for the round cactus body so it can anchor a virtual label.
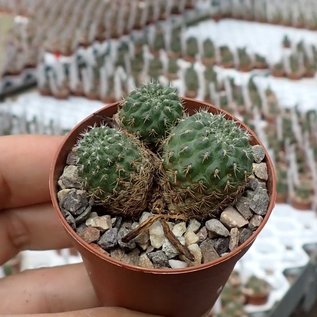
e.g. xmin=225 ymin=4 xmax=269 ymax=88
xmin=118 ymin=82 xmax=184 ymax=145
xmin=162 ymin=111 xmax=254 ymax=219
xmin=76 ymin=125 xmax=155 ymax=216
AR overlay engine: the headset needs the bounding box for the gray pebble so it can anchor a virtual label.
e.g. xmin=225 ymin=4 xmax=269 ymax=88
xmin=98 ymin=228 xmax=118 ymax=250
xmin=252 ymin=145 xmax=266 ymax=163
xmin=235 ymin=196 xmax=253 ymax=220
xmin=253 ymin=163 xmax=268 ymax=181
xmin=200 ymin=239 xmax=220 ymax=263
xmin=62 ymin=210 xmax=76 ymax=229
xmin=162 ymin=238 xmax=179 ymax=259
xmin=113 ymin=216 xmax=123 ymax=229
xmin=239 ymin=228 xmax=253 ymax=245
xmin=75 ymin=205 xmax=92 ymax=224
xmin=249 ymin=215 xmax=264 ymax=230
xmin=61 ymin=189 xmax=88 ymax=215
xmin=58 ymin=165 xmax=81 ymax=189
xmin=229 ymin=228 xmax=239 ymax=251
xmin=147 ymin=250 xmax=169 ymax=267
xmin=66 ymin=149 xmax=78 ymax=165
xmin=213 ymin=237 xmax=230 ymax=255
xmin=246 ymin=177 xmax=259 ymax=191
xmin=197 ymin=226 xmax=208 ymax=242
xmin=249 ymin=187 xmax=269 ymax=216
xmin=118 ymin=227 xmax=136 ymax=250
xmin=220 ymin=206 xmax=249 ymax=228
xmin=205 ymin=219 xmax=230 ymax=237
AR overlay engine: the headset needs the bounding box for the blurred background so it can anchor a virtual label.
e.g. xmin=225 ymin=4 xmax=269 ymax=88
xmin=1 ymin=0 xmax=317 ymax=316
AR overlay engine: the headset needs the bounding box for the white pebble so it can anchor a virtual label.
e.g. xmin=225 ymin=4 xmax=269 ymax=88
xmin=149 ymin=221 xmax=165 ymax=249
xmin=185 ymin=230 xmax=199 ymax=246
xmin=168 ymin=259 xmax=188 ymax=269
xmin=172 ymin=222 xmax=187 ymax=237
xmin=188 ymin=219 xmax=201 ymax=233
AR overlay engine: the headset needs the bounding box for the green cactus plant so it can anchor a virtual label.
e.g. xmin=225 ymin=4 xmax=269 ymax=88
xmin=152 ymin=30 xmax=165 ymax=52
xmin=220 ymin=45 xmax=234 ymax=66
xmin=282 ymin=34 xmax=291 ymax=48
xmin=118 ymin=82 xmax=184 ymax=146
xmin=185 ymin=65 xmax=199 ymax=92
xmin=76 ymin=125 xmax=155 ymax=216
xmin=161 ymin=111 xmax=254 ymax=219
xmin=148 ymin=58 xmax=163 ymax=79
xmin=238 ymin=47 xmax=252 ymax=70
xmin=203 ymin=38 xmax=215 ymax=59
xmin=186 ymin=36 xmax=198 ymax=59
xmin=170 ymin=29 xmax=181 ymax=56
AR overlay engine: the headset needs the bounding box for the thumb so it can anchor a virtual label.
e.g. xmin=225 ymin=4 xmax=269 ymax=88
xmin=6 ymin=307 xmax=163 ymax=317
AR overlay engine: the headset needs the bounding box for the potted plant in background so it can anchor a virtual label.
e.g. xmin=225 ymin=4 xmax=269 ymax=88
xmin=254 ymin=53 xmax=268 ymax=69
xmin=237 ymin=47 xmax=253 ymax=72
xmin=165 ymin=58 xmax=179 ymax=80
xmin=184 ymin=65 xmax=199 ymax=98
xmin=202 ymin=38 xmax=215 ymax=67
xmin=184 ymin=36 xmax=198 ymax=62
xmin=219 ymin=45 xmax=234 ymax=68
xmin=243 ymin=275 xmax=271 ymax=305
xmin=271 ymin=61 xmax=285 ymax=78
xmin=49 ymin=81 xmax=276 ymax=317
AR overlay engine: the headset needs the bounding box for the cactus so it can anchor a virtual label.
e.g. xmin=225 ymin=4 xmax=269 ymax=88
xmin=185 ymin=65 xmax=199 ymax=92
xmin=167 ymin=59 xmax=179 ymax=75
xmin=238 ymin=47 xmax=252 ymax=69
xmin=148 ymin=58 xmax=163 ymax=79
xmin=161 ymin=111 xmax=254 ymax=219
xmin=118 ymin=82 xmax=184 ymax=145
xmin=220 ymin=45 xmax=234 ymax=65
xmin=76 ymin=125 xmax=155 ymax=216
xmin=282 ymin=34 xmax=291 ymax=48
xmin=152 ymin=30 xmax=165 ymax=52
xmin=203 ymin=39 xmax=215 ymax=58
xmin=186 ymin=36 xmax=198 ymax=58
xmin=170 ymin=29 xmax=181 ymax=55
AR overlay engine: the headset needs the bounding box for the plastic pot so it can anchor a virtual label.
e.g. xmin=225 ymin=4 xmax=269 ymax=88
xmin=49 ymin=98 xmax=276 ymax=317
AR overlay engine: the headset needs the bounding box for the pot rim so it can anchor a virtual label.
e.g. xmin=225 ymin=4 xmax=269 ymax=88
xmin=49 ymin=97 xmax=277 ymax=275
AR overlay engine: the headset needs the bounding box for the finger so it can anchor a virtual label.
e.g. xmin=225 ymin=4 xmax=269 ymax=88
xmin=0 ymin=264 xmax=162 ymax=317
xmin=5 ymin=307 xmax=161 ymax=317
xmin=0 ymin=203 xmax=72 ymax=265
xmin=0 ymin=135 xmax=63 ymax=210
xmin=0 ymin=264 xmax=97 ymax=314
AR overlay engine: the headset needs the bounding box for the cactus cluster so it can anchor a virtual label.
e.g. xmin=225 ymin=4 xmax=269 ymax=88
xmin=118 ymin=82 xmax=184 ymax=145
xmin=75 ymin=82 xmax=254 ymax=220
xmin=76 ymin=125 xmax=155 ymax=216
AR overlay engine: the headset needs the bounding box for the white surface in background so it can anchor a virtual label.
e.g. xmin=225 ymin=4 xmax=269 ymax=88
xmin=237 ymin=203 xmax=317 ymax=314
xmin=20 ymin=249 xmax=82 ymax=271
xmin=2 ymin=91 xmax=104 ymax=131
xmin=215 ymin=66 xmax=317 ymax=110
xmin=185 ymin=19 xmax=317 ymax=64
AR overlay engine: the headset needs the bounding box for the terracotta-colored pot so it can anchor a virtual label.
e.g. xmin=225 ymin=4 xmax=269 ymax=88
xmin=244 ymin=291 xmax=269 ymax=305
xmin=290 ymin=195 xmax=312 ymax=211
xmin=49 ymin=98 xmax=276 ymax=317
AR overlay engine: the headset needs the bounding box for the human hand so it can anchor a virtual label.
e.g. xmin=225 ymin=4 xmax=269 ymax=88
xmin=0 ymin=135 xmax=160 ymax=317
